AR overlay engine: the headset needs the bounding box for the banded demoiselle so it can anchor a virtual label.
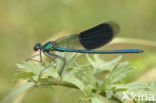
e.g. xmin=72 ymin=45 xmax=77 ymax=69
xmin=26 ymin=21 xmax=143 ymax=76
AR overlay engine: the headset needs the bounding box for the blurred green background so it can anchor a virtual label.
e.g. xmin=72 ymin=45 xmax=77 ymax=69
xmin=0 ymin=0 xmax=156 ymax=103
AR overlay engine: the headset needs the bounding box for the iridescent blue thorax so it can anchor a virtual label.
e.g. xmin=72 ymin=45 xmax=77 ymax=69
xmin=43 ymin=41 xmax=55 ymax=51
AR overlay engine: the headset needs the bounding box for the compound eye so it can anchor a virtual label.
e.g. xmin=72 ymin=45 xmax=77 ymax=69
xmin=34 ymin=43 xmax=41 ymax=51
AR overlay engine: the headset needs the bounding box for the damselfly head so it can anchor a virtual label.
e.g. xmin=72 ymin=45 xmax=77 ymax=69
xmin=34 ymin=43 xmax=41 ymax=51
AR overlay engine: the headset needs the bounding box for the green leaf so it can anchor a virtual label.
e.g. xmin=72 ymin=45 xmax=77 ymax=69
xmin=62 ymin=71 xmax=85 ymax=91
xmin=63 ymin=64 xmax=97 ymax=91
xmin=102 ymin=61 xmax=135 ymax=93
xmin=43 ymin=66 xmax=59 ymax=79
xmin=106 ymin=89 xmax=113 ymax=98
xmin=104 ymin=61 xmax=135 ymax=85
xmin=91 ymin=95 xmax=111 ymax=103
xmin=29 ymin=62 xmax=45 ymax=75
xmin=150 ymin=80 xmax=156 ymax=91
xmin=111 ymin=62 xmax=135 ymax=83
xmin=1 ymin=82 xmax=34 ymax=103
xmin=17 ymin=61 xmax=45 ymax=75
xmin=74 ymin=67 xmax=97 ymax=89
xmin=86 ymin=54 xmax=122 ymax=74
xmin=113 ymin=81 xmax=149 ymax=91
xmin=16 ymin=61 xmax=32 ymax=70
xmin=84 ymin=85 xmax=94 ymax=97
xmin=14 ymin=72 xmax=35 ymax=80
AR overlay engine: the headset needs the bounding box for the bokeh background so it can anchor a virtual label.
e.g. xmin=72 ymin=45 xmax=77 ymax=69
xmin=0 ymin=0 xmax=156 ymax=103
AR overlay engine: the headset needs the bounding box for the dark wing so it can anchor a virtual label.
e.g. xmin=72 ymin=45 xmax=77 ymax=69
xmin=54 ymin=21 xmax=120 ymax=50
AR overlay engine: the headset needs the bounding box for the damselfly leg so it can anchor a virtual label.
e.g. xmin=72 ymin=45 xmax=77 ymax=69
xmin=46 ymin=52 xmax=66 ymax=76
xmin=25 ymin=50 xmax=42 ymax=62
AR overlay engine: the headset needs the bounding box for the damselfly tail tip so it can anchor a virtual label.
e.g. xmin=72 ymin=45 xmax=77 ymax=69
xmin=139 ymin=49 xmax=144 ymax=53
xmin=136 ymin=49 xmax=144 ymax=53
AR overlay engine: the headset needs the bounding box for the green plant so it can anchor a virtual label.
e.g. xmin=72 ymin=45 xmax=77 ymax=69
xmin=2 ymin=52 xmax=156 ymax=103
